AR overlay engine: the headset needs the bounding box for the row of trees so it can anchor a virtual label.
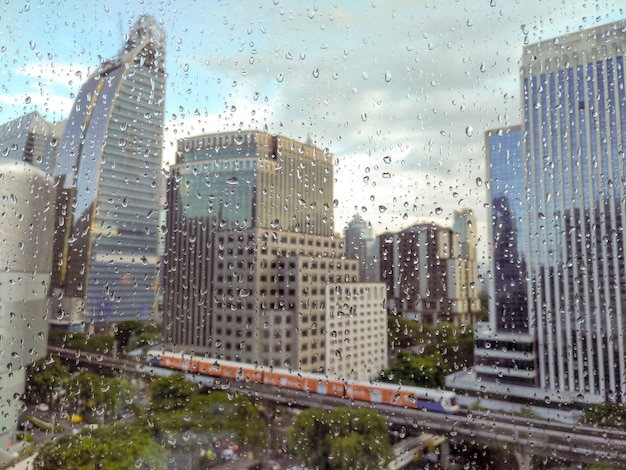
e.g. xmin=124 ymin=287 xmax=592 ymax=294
xmin=47 ymin=320 xmax=161 ymax=354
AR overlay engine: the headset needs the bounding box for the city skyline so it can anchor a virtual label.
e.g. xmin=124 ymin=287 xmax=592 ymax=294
xmin=1 ymin=1 xmax=624 ymax=268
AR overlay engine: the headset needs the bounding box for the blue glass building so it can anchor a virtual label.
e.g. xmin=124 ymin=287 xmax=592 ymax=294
xmin=50 ymin=16 xmax=166 ymax=328
xmin=522 ymin=20 xmax=626 ymax=402
xmin=486 ymin=126 xmax=528 ymax=333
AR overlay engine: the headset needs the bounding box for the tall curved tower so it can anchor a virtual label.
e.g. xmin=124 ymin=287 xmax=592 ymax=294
xmin=51 ymin=16 xmax=166 ymax=328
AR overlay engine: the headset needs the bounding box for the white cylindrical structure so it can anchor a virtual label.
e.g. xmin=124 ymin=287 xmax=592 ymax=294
xmin=0 ymin=162 xmax=54 ymax=452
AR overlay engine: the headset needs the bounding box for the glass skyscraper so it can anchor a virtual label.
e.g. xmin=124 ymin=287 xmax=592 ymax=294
xmin=522 ymin=20 xmax=626 ymax=402
xmin=50 ymin=16 xmax=166 ymax=328
xmin=486 ymin=126 xmax=528 ymax=333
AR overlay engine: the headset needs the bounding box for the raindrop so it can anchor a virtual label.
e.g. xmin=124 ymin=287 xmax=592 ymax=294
xmin=435 ymin=207 xmax=443 ymax=215
xmin=465 ymin=126 xmax=473 ymax=137
xmin=122 ymin=197 xmax=129 ymax=208
xmin=480 ymin=63 xmax=486 ymax=73
xmin=383 ymin=155 xmax=392 ymax=164
xmin=361 ymin=71 xmax=368 ymax=80
xmin=25 ymin=96 xmax=31 ymax=104
xmin=384 ymin=71 xmax=392 ymax=82
xmin=475 ymin=177 xmax=482 ymax=187
xmin=226 ymin=176 xmax=239 ymax=185
xmin=312 ymin=68 xmax=319 ymax=78
xmin=276 ymin=73 xmax=284 ymax=82
xmin=361 ymin=113 xmax=367 ymax=122
xmin=29 ymin=40 xmax=36 ymax=50
xmin=378 ymin=205 xmax=387 ymax=213
xmin=382 ymin=172 xmax=391 ymax=179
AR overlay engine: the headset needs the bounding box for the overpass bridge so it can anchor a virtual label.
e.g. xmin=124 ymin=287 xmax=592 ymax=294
xmin=50 ymin=347 xmax=626 ymax=469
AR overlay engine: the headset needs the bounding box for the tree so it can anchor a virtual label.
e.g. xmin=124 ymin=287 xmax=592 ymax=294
xmin=115 ymin=320 xmax=144 ymax=353
xmin=289 ymin=407 xmax=393 ymax=470
xmin=67 ymin=375 xmax=134 ymax=421
xmin=34 ymin=422 xmax=166 ymax=469
xmin=151 ymin=390 xmax=267 ymax=452
xmin=148 ymin=372 xmax=196 ymax=411
xmin=583 ymin=402 xmax=626 ymax=430
xmin=381 ymin=350 xmax=446 ymax=388
xmin=26 ymin=357 xmax=70 ymax=405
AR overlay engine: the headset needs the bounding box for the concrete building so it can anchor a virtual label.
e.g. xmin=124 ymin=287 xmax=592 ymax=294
xmin=379 ymin=213 xmax=480 ymax=325
xmin=49 ymin=16 xmax=166 ymax=329
xmin=164 ymin=130 xmax=387 ymax=374
xmin=325 ymin=283 xmax=388 ymax=381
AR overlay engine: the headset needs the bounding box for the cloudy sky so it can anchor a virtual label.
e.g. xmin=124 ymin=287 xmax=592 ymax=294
xmin=1 ymin=0 xmax=624 ymax=271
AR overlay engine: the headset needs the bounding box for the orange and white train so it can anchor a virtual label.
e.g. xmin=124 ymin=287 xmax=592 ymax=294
xmin=147 ymin=350 xmax=460 ymax=414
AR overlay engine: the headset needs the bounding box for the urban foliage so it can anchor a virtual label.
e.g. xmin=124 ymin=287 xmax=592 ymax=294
xmin=34 ymin=422 xmax=167 ymax=470
xmin=66 ymin=373 xmax=134 ymax=420
xmin=582 ymin=402 xmax=626 ymax=430
xmin=288 ymin=407 xmax=393 ymax=470
xmin=48 ymin=330 xmax=115 ymax=354
xmin=148 ymin=374 xmax=267 ymax=450
xmin=114 ymin=320 xmax=162 ymax=353
xmin=26 ymin=357 xmax=70 ymax=404
xmin=384 ymin=320 xmax=474 ymax=387
xmin=148 ymin=372 xmax=197 ymax=412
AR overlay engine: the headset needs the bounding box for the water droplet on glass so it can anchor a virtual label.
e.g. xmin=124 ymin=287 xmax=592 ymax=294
xmin=378 ymin=205 xmax=387 ymax=213
xmin=122 ymin=197 xmax=129 ymax=208
xmin=276 ymin=73 xmax=284 ymax=82
xmin=226 ymin=176 xmax=238 ymax=185
xmin=361 ymin=113 xmax=367 ymax=122
xmin=384 ymin=71 xmax=392 ymax=82
xmin=435 ymin=207 xmax=443 ymax=215
xmin=312 ymin=68 xmax=319 ymax=78
xmin=465 ymin=126 xmax=473 ymax=137
xmin=383 ymin=155 xmax=392 ymax=164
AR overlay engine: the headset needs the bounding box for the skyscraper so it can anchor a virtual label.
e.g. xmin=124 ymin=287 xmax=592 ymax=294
xmin=345 ymin=214 xmax=380 ymax=282
xmin=486 ymin=126 xmax=528 ymax=332
xmin=164 ymin=130 xmax=387 ymax=377
xmin=50 ymin=16 xmax=166 ymax=329
xmin=522 ymin=20 xmax=626 ymax=402
xmin=0 ymin=111 xmax=55 ymax=171
xmin=459 ymin=20 xmax=626 ymax=405
xmin=472 ymin=126 xmax=537 ymax=390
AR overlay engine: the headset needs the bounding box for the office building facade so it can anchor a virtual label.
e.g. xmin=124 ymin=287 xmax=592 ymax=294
xmin=50 ymin=16 xmax=165 ymax=328
xmin=345 ymin=214 xmax=380 ymax=282
xmin=325 ymin=283 xmax=388 ymax=381
xmin=473 ymin=126 xmax=537 ymax=389
xmin=0 ymin=111 xmax=56 ymax=171
xmin=164 ymin=131 xmax=387 ymax=374
xmin=522 ymin=20 xmax=626 ymax=402
xmin=379 ymin=214 xmax=480 ymax=325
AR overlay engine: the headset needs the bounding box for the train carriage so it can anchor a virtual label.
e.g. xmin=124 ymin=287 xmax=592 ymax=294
xmin=147 ymin=350 xmax=459 ymax=414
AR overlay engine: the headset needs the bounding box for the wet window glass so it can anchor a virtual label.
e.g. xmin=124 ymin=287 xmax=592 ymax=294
xmin=0 ymin=2 xmax=625 ymax=469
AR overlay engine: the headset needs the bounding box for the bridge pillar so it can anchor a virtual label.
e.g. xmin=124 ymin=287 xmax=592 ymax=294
xmin=439 ymin=440 xmax=451 ymax=470
xmin=514 ymin=450 xmax=532 ymax=470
